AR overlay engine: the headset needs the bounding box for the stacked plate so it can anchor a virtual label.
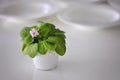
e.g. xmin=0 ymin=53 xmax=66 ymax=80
xmin=0 ymin=1 xmax=59 ymax=20
xmin=1 ymin=0 xmax=120 ymax=30
xmin=50 ymin=0 xmax=107 ymax=9
xmin=57 ymin=4 xmax=120 ymax=30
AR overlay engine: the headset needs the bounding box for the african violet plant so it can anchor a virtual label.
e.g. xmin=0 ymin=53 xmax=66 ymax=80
xmin=20 ymin=21 xmax=66 ymax=58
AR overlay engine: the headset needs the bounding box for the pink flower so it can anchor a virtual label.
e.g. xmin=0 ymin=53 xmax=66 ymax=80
xmin=30 ymin=28 xmax=39 ymax=38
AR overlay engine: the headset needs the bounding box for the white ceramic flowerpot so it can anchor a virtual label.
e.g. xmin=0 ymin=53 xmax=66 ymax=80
xmin=33 ymin=52 xmax=58 ymax=70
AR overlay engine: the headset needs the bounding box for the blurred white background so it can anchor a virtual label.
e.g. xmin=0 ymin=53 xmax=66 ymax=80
xmin=0 ymin=0 xmax=120 ymax=80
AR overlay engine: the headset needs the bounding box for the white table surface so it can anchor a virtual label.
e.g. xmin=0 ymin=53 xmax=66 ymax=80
xmin=0 ymin=15 xmax=120 ymax=80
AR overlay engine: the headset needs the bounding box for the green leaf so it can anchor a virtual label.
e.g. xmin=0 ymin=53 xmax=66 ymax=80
xmin=46 ymin=36 xmax=59 ymax=43
xmin=23 ymin=35 xmax=34 ymax=44
xmin=53 ymin=29 xmax=66 ymax=39
xmin=46 ymin=36 xmax=66 ymax=44
xmin=55 ymin=43 xmax=66 ymax=56
xmin=47 ymin=19 xmax=53 ymax=23
xmin=40 ymin=23 xmax=55 ymax=37
xmin=56 ymin=34 xmax=66 ymax=38
xmin=38 ymin=41 xmax=48 ymax=55
xmin=54 ymin=29 xmax=65 ymax=35
xmin=20 ymin=27 xmax=34 ymax=44
xmin=37 ymin=20 xmax=44 ymax=24
xmin=20 ymin=27 xmax=30 ymax=39
xmin=22 ymin=44 xmax=28 ymax=55
xmin=45 ymin=42 xmax=56 ymax=50
xmin=27 ymin=43 xmax=38 ymax=58
xmin=59 ymin=37 xmax=66 ymax=44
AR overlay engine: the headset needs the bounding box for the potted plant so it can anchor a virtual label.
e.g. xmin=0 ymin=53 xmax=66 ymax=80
xmin=20 ymin=21 xmax=66 ymax=70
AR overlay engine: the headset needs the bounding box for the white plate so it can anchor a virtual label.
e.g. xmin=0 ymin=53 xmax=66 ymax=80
xmin=57 ymin=5 xmax=120 ymax=30
xmin=51 ymin=0 xmax=107 ymax=9
xmin=0 ymin=1 xmax=59 ymax=20
xmin=108 ymin=0 xmax=120 ymax=11
xmin=51 ymin=0 xmax=106 ymax=3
